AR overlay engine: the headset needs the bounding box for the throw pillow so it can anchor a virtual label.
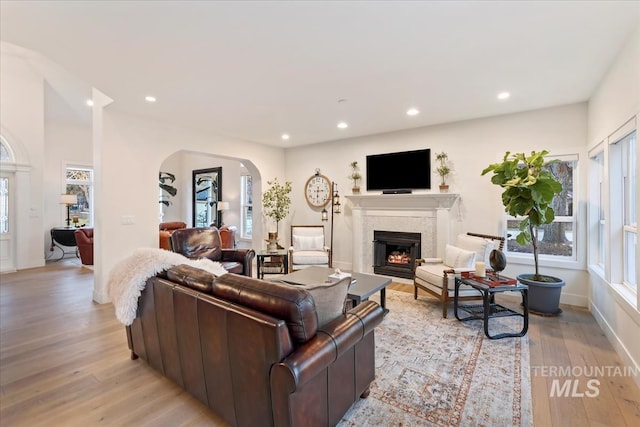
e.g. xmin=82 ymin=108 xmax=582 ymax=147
xmin=293 ymin=235 xmax=324 ymax=251
xmin=444 ymin=244 xmax=476 ymax=268
xmin=301 ymin=276 xmax=351 ymax=327
xmin=456 ymin=234 xmax=494 ymax=265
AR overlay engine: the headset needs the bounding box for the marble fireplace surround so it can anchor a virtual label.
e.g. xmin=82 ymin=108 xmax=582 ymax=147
xmin=345 ymin=193 xmax=460 ymax=275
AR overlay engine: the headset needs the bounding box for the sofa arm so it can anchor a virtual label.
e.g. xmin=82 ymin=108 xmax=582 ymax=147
xmin=221 ymin=248 xmax=256 ymax=276
xmin=270 ymin=300 xmax=383 ymax=394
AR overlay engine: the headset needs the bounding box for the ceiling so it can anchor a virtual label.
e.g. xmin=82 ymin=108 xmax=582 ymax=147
xmin=1 ymin=1 xmax=638 ymax=148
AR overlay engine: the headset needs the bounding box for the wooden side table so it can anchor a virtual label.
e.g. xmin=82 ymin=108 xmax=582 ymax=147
xmin=256 ymin=250 xmax=289 ymax=279
xmin=454 ymin=274 xmax=528 ymax=339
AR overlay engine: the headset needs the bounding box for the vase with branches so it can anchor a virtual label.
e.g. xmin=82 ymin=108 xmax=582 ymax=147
xmin=435 ymin=152 xmax=451 ymax=192
xmin=349 ymin=161 xmax=362 ymax=194
xmin=262 ymin=177 xmax=292 ymax=248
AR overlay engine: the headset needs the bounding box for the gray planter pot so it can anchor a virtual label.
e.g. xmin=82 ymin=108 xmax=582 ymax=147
xmin=517 ymin=273 xmax=565 ymax=316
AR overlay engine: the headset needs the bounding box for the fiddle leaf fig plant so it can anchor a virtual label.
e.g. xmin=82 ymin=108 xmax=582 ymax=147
xmin=481 ymin=150 xmax=562 ymax=279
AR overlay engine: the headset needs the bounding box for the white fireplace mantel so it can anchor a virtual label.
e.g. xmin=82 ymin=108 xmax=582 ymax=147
xmin=345 ymin=193 xmax=459 ymax=211
xmin=345 ymin=193 xmax=460 ymax=275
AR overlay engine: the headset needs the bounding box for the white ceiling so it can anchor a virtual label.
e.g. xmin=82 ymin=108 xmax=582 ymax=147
xmin=1 ymin=1 xmax=638 ymax=148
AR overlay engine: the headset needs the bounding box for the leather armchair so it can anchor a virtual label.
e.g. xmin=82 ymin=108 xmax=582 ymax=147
xmin=74 ymin=227 xmax=94 ymax=265
xmin=219 ymin=225 xmax=237 ymax=249
xmin=170 ymin=226 xmax=255 ymax=276
xmin=159 ymin=221 xmax=187 ymax=250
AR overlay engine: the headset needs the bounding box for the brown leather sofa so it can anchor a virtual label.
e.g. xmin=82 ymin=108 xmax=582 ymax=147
xmin=170 ymin=227 xmax=255 ymax=276
xmin=74 ymin=227 xmax=94 ymax=265
xmin=126 ymin=266 xmax=384 ymax=427
xmin=159 ymin=221 xmax=187 ymax=250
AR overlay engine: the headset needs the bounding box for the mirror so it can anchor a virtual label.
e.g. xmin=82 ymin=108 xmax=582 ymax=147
xmin=192 ymin=167 xmax=222 ymax=227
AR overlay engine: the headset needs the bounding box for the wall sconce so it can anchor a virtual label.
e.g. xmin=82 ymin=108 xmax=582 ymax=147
xmin=60 ymin=194 xmax=78 ymax=227
xmin=217 ymin=201 xmax=230 ymax=226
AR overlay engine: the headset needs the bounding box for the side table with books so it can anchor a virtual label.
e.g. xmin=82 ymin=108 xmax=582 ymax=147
xmin=256 ymin=250 xmax=289 ymax=279
xmin=454 ymin=272 xmax=529 ymax=340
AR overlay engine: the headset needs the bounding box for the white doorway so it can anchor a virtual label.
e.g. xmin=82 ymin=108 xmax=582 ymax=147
xmin=0 ymin=172 xmax=15 ymax=272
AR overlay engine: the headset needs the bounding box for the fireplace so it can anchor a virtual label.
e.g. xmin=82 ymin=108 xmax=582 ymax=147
xmin=373 ymin=230 xmax=421 ymax=279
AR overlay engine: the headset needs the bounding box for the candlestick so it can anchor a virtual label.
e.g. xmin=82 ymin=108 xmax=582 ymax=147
xmin=475 ymin=262 xmax=486 ymax=277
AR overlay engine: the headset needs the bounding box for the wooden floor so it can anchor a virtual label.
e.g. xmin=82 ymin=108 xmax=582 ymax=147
xmin=1 ymin=264 xmax=638 ymax=427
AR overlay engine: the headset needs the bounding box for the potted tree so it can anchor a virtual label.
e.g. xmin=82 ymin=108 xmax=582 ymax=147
xmin=262 ymin=177 xmax=292 ymax=251
xmin=481 ymin=150 xmax=565 ymax=315
xmin=349 ymin=161 xmax=362 ymax=194
xmin=435 ymin=152 xmax=451 ymax=192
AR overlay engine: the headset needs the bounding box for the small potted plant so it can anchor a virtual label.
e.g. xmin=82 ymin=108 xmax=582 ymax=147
xmin=349 ymin=161 xmax=362 ymax=194
xmin=262 ymin=177 xmax=292 ymax=251
xmin=435 ymin=152 xmax=451 ymax=192
xmin=482 ymin=150 xmax=565 ymax=315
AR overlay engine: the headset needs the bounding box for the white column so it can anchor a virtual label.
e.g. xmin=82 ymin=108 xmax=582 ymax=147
xmin=351 ymin=208 xmax=363 ymax=273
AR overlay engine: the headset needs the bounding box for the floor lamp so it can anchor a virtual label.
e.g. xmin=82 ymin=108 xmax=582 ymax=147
xmin=60 ymin=194 xmax=78 ymax=227
xmin=321 ymin=182 xmax=340 ymax=267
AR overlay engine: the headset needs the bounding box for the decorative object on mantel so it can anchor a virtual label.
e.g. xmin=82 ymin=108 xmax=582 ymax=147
xmin=482 ymin=150 xmax=565 ymax=315
xmin=349 ymin=161 xmax=362 ymax=194
xmin=262 ymin=177 xmax=292 ymax=250
xmin=435 ymin=152 xmax=451 ymax=192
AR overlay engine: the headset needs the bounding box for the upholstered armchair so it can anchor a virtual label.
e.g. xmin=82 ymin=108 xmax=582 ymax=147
xmin=159 ymin=221 xmax=187 ymax=250
xmin=170 ymin=227 xmax=255 ymax=276
xmin=288 ymin=225 xmax=331 ymax=272
xmin=413 ymin=232 xmax=505 ymax=318
xmin=74 ymin=227 xmax=94 ymax=265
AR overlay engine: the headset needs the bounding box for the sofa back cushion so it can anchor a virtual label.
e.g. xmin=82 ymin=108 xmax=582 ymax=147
xmin=212 ymin=274 xmax=318 ymax=344
xmin=170 ymin=227 xmax=222 ymax=261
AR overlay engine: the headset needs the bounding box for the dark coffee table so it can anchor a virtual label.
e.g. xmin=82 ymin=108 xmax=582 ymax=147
xmin=278 ymin=266 xmax=391 ymax=313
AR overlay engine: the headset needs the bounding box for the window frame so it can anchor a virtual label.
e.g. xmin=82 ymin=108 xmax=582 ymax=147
xmin=504 ymin=153 xmax=580 ymax=269
xmin=240 ymin=174 xmax=252 ymax=240
xmin=65 ymin=165 xmax=94 ymax=227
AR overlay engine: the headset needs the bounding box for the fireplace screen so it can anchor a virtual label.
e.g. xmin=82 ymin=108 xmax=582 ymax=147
xmin=373 ymin=230 xmax=421 ymax=279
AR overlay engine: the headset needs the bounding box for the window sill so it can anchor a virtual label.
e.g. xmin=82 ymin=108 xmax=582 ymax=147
xmin=506 ymin=253 xmax=584 ymax=271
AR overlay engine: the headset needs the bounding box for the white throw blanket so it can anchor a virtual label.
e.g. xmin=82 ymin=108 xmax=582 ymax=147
xmin=107 ymin=247 xmax=228 ymax=326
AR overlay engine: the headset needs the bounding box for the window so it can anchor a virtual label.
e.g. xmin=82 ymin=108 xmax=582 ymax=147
xmin=590 ymin=150 xmax=605 ymax=267
xmin=622 ymin=132 xmax=637 ymax=291
xmin=506 ymin=155 xmax=577 ymax=260
xmin=241 ymin=174 xmax=252 ymax=239
xmin=0 ymin=177 xmax=8 ymax=234
xmin=66 ymin=167 xmax=93 ymax=227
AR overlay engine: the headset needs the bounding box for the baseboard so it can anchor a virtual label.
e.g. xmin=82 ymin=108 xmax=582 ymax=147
xmin=590 ymin=300 xmax=640 ymax=390
xmin=559 ymin=291 xmax=588 ymax=308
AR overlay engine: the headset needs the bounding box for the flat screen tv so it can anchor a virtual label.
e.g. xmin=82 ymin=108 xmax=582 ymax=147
xmin=366 ymin=149 xmax=431 ymax=193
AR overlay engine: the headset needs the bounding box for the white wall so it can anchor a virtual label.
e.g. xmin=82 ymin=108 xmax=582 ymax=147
xmin=43 ymin=83 xmax=92 ymax=252
xmin=286 ymin=102 xmax=589 ymax=306
xmin=0 ymin=49 xmax=46 ymax=270
xmin=587 ymin=28 xmax=639 ymax=379
xmin=92 ymin=107 xmax=285 ymax=303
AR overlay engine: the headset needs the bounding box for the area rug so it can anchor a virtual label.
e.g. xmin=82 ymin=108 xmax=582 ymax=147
xmin=339 ymin=289 xmax=532 ymax=426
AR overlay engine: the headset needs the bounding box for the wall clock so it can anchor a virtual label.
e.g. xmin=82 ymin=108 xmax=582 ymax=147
xmin=305 ymin=169 xmax=331 ymax=207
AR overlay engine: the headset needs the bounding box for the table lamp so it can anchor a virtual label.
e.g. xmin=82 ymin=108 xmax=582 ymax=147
xmin=217 ymin=201 xmax=230 ymax=226
xmin=60 ymin=194 xmax=78 ymax=227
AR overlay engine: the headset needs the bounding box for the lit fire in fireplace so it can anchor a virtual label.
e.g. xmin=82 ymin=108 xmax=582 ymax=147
xmin=387 ymin=251 xmax=411 ymax=264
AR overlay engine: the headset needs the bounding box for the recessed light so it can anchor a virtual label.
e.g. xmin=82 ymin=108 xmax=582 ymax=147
xmin=407 ymin=108 xmax=419 ymax=116
xmin=86 ymin=99 xmax=94 ymax=107
xmin=145 ymin=95 xmax=157 ymax=103
xmin=281 ymin=134 xmax=290 ymax=140
xmin=337 ymin=121 xmax=348 ymax=129
xmin=497 ymin=92 xmax=510 ymax=100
